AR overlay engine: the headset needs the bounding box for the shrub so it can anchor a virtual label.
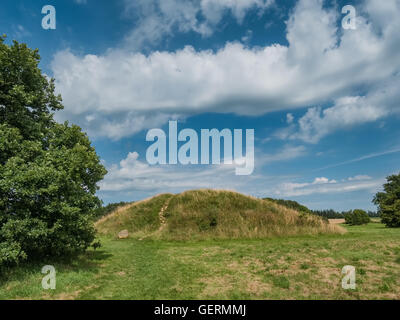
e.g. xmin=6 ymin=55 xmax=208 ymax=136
xmin=197 ymin=210 xmax=218 ymax=231
xmin=344 ymin=209 xmax=370 ymax=226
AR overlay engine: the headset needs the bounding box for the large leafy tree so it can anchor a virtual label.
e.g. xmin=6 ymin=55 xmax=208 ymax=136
xmin=0 ymin=37 xmax=107 ymax=266
xmin=373 ymin=173 xmax=400 ymax=228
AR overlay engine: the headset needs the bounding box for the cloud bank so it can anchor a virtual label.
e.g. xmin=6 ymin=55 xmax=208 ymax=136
xmin=51 ymin=0 xmax=400 ymax=140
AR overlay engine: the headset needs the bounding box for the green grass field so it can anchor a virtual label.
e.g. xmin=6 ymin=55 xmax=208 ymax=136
xmin=1 ymin=221 xmax=399 ymax=300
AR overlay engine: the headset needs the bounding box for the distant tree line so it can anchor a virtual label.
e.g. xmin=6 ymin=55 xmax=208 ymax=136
xmin=263 ymin=198 xmax=379 ymax=220
xmin=263 ymin=198 xmax=311 ymax=214
xmin=264 ymin=170 xmax=400 ymax=228
xmin=311 ymin=209 xmax=379 ymax=219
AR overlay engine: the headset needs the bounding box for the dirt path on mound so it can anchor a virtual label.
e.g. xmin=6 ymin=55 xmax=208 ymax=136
xmin=158 ymin=197 xmax=172 ymax=231
xmin=137 ymin=196 xmax=173 ymax=240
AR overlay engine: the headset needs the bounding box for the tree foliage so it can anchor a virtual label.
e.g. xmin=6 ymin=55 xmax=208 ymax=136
xmin=373 ymin=173 xmax=400 ymax=227
xmin=0 ymin=37 xmax=107 ymax=266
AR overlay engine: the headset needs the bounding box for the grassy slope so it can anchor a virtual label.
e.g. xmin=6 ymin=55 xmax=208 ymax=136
xmin=95 ymin=193 xmax=174 ymax=237
xmin=96 ymin=190 xmax=343 ymax=240
xmin=1 ymin=222 xmax=399 ymax=300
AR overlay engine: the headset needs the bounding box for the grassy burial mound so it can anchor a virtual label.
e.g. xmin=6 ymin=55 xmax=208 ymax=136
xmin=95 ymin=190 xmax=345 ymax=240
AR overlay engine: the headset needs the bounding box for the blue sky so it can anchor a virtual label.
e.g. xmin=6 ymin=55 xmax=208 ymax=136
xmin=2 ymin=0 xmax=400 ymax=211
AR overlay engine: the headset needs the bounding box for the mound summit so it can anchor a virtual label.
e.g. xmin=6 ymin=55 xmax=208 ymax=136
xmin=95 ymin=190 xmax=344 ymax=240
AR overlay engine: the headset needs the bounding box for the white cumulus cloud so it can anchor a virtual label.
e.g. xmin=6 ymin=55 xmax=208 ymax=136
xmin=51 ymin=0 xmax=400 ymax=140
xmin=275 ymin=175 xmax=382 ymax=197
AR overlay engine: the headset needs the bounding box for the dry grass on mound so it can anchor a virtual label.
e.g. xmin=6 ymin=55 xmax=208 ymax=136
xmin=95 ymin=189 xmax=345 ymax=240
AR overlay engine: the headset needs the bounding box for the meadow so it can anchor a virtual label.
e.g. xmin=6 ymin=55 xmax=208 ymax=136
xmin=1 ymin=221 xmax=399 ymax=300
